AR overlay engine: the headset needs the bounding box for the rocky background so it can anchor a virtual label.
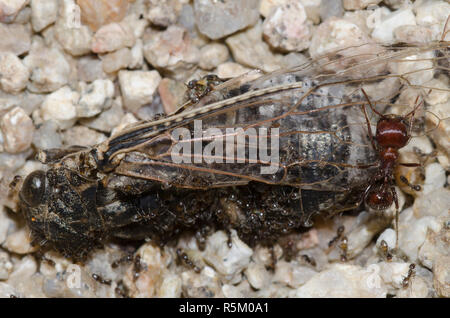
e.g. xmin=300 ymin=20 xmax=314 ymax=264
xmin=0 ymin=0 xmax=449 ymax=298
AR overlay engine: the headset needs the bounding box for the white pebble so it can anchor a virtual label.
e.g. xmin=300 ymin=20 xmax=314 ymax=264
xmin=3 ymin=227 xmax=37 ymax=255
xmin=23 ymin=46 xmax=72 ymax=93
xmin=398 ymin=209 xmax=442 ymax=262
xmin=101 ymin=47 xmax=132 ymax=74
xmin=118 ymin=70 xmax=161 ymax=112
xmin=343 ymin=0 xmax=381 ymax=10
xmin=0 ymin=107 xmax=34 ymax=153
xmin=0 ymin=205 xmax=14 ymax=245
xmin=0 ymin=52 xmax=29 ymax=94
xmin=216 ymin=62 xmax=253 ymax=79
xmin=262 ymin=0 xmax=311 ymax=52
xmin=77 ymin=79 xmax=114 ymax=117
xmin=422 ymin=163 xmax=446 ymax=195
xmin=0 ymin=250 xmax=13 ymax=280
xmin=92 ymin=22 xmax=135 ymax=54
xmin=0 ymin=0 xmax=27 ymax=23
xmin=376 ymin=228 xmax=396 ymax=251
xmin=378 ymin=261 xmax=411 ymax=289
xmin=40 ymin=86 xmax=79 ymax=129
xmin=203 ymin=230 xmax=253 ymax=282
xmin=199 ymin=43 xmax=229 ymax=70
xmin=294 ymin=264 xmax=387 ymax=297
xmin=157 ymin=274 xmax=182 ymax=298
xmin=31 ymin=0 xmax=58 ymax=32
xmin=371 ymin=8 xmax=416 ymax=43
xmin=244 ymin=262 xmax=270 ymax=290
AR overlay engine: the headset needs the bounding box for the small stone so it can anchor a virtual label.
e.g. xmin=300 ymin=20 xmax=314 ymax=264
xmin=23 ymin=45 xmax=72 ymax=93
xmin=62 ymin=126 xmax=106 ymax=147
xmin=3 ymin=227 xmax=37 ymax=255
xmin=427 ymin=100 xmax=450 ymax=158
xmin=0 ymin=205 xmax=14 ymax=245
xmin=158 ymin=78 xmax=187 ymax=115
xmin=263 ymin=0 xmax=311 ymax=52
xmin=76 ymin=55 xmax=107 ymax=82
xmin=319 ymin=0 xmax=344 ymax=21
xmin=129 ymin=39 xmax=144 ymax=70
xmin=110 ymin=113 xmax=138 ymax=136
xmin=413 ymin=188 xmax=450 ymax=219
xmin=40 ymin=86 xmax=79 ymax=129
xmin=157 ymin=274 xmax=182 ymax=298
xmin=343 ymin=0 xmax=381 ymax=10
xmin=294 ymin=264 xmax=387 ymax=297
xmin=378 ymin=261 xmax=411 ymax=289
xmin=123 ymin=13 xmax=149 ymax=39
xmin=422 ymin=163 xmax=446 ymax=195
xmin=394 ymin=25 xmax=433 ymax=44
xmin=143 ymin=25 xmax=200 ymax=81
xmin=81 ymin=98 xmax=124 ymax=133
xmin=0 ymin=52 xmax=29 ymax=94
xmin=181 ymin=266 xmax=223 ymax=298
xmin=0 ymin=282 xmax=16 ymax=298
xmin=376 ymin=228 xmax=396 ymax=252
xmin=77 ymin=79 xmax=114 ymax=118
xmin=226 ymin=21 xmax=285 ymax=73
xmin=418 ymin=227 xmax=448 ymax=270
xmin=77 ymin=0 xmax=129 ymax=31
xmin=54 ymin=0 xmax=93 ymax=56
xmin=0 ymin=0 xmax=27 ymax=23
xmin=123 ymin=243 xmax=171 ymax=298
xmin=222 ymin=280 xmax=253 ymax=298
xmin=118 ymin=70 xmax=161 ymax=112
xmin=259 ymin=0 xmax=288 ymax=17
xmin=398 ymin=208 xmax=443 ymax=262
xmin=273 ymin=260 xmax=317 ymax=288
xmin=0 ymin=107 xmax=34 ymax=154
xmin=194 ymin=0 xmax=260 ymax=40
xmin=397 ymin=276 xmax=430 ymax=298
xmin=0 ymin=152 xmax=29 ymax=171
xmin=433 ymin=256 xmax=450 ymax=297
xmin=101 ymin=47 xmax=132 ymax=74
xmin=415 ymin=1 xmax=450 ymax=41
xmin=31 ymin=0 xmax=58 ymax=32
xmin=198 ymin=43 xmax=229 ymax=70
xmin=244 ymin=262 xmax=270 ymax=290
xmin=145 ymin=0 xmax=182 ymax=27
xmin=309 ymin=17 xmax=375 ymax=59
xmin=215 ymin=62 xmax=253 ymax=79
xmin=282 ymin=52 xmax=309 ymax=69
xmin=371 ymin=8 xmax=417 ymax=44
xmin=33 ymin=120 xmax=62 ymax=150
xmin=0 ymin=23 xmax=31 ymax=56
xmin=91 ymin=21 xmax=135 ymax=54
xmin=0 ymin=250 xmax=13 ymax=280
xmin=203 ymin=230 xmax=253 ymax=282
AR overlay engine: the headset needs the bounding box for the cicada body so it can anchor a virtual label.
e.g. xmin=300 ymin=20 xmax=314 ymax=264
xmin=18 ymin=41 xmax=449 ymax=258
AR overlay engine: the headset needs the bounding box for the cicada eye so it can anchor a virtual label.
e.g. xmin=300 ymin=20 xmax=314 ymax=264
xmin=365 ymin=187 xmax=393 ymax=211
xmin=20 ymin=170 xmax=47 ymax=207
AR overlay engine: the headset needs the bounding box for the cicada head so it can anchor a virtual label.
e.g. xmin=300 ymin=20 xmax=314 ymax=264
xmin=19 ymin=167 xmax=103 ymax=259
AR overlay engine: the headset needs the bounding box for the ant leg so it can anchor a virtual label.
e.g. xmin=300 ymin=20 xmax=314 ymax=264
xmin=399 ymin=175 xmax=422 ymax=192
xmin=390 ymin=185 xmax=400 ymax=250
xmin=360 ymin=89 xmax=378 ymax=152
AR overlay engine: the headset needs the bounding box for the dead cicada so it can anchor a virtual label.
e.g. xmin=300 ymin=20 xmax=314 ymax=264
xmin=16 ymin=37 xmax=449 ymax=259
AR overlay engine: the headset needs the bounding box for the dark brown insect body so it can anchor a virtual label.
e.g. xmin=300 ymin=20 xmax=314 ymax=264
xmin=16 ymin=40 xmax=449 ymax=259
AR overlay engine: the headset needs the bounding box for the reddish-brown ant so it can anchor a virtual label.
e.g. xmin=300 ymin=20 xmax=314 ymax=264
xmin=360 ymin=89 xmax=423 ymax=248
